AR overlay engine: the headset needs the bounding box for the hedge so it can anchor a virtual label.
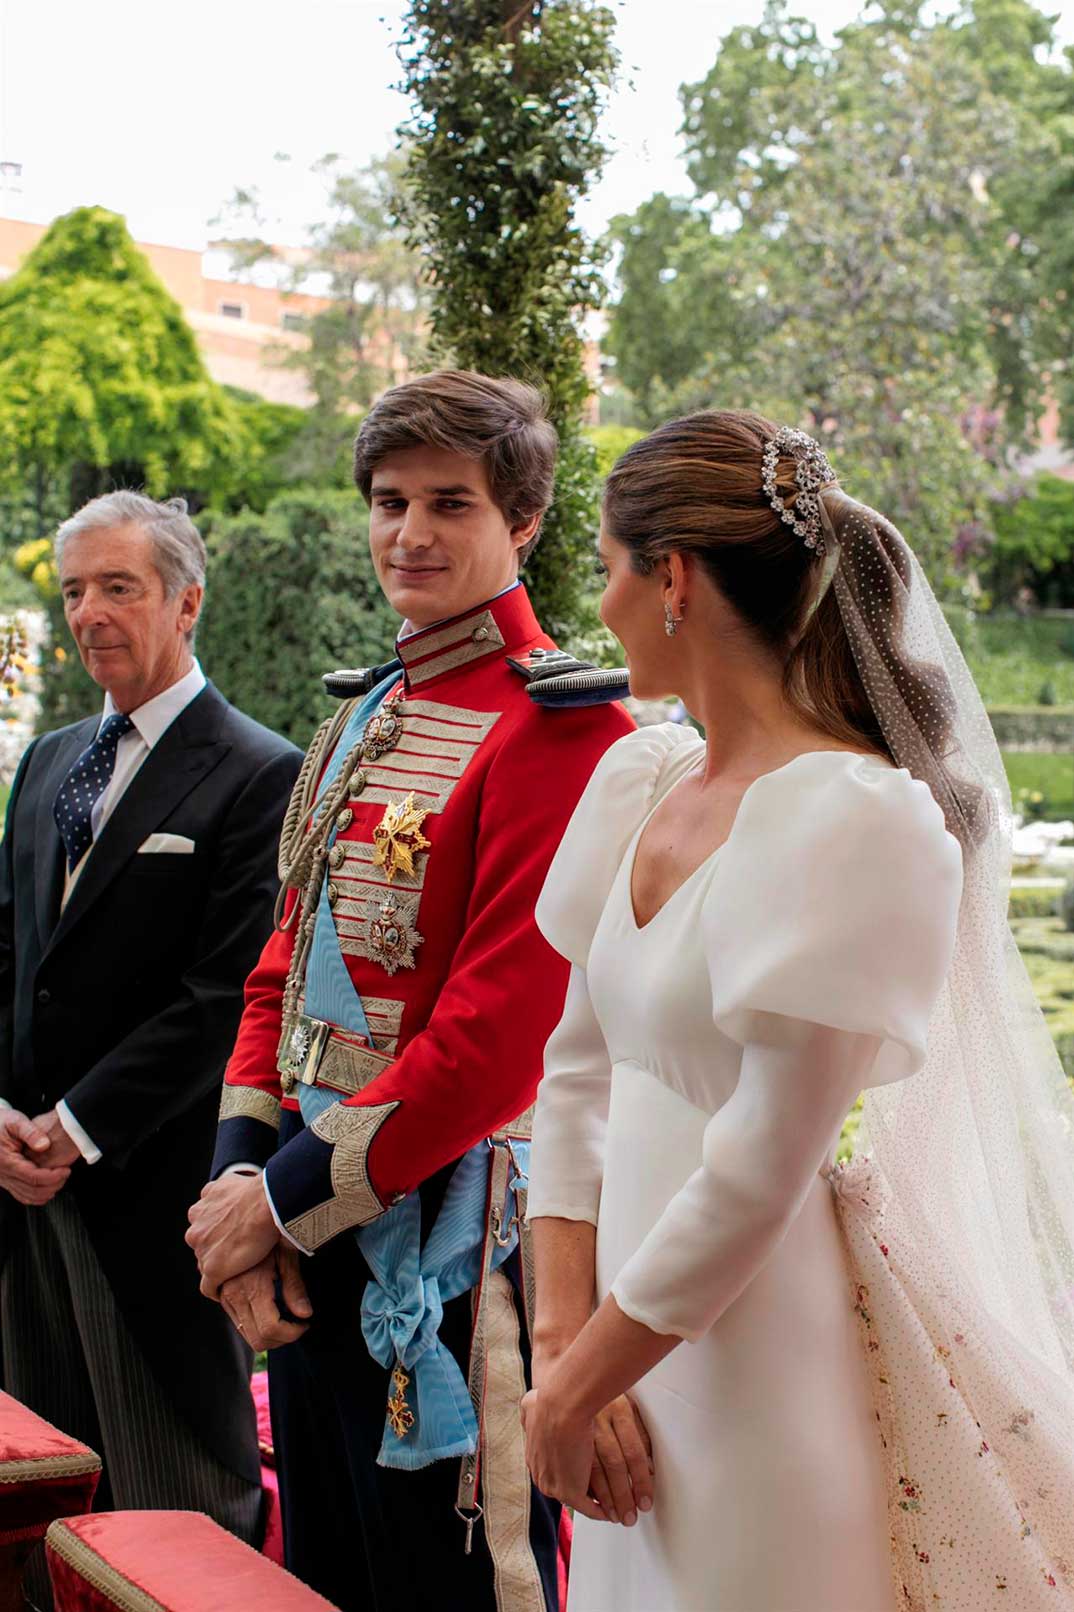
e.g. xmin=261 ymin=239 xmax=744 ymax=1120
xmin=197 ymin=489 xmax=400 ymax=747
xmin=1008 ymin=886 xmax=1062 ymax=920
xmin=988 ymin=707 xmax=1074 ymax=749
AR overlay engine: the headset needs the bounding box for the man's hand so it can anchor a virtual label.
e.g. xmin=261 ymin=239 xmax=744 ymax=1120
xmin=186 ymin=1173 xmax=281 ymax=1299
xmin=29 ymin=1110 xmax=81 ymax=1170
xmin=220 ymin=1245 xmax=313 ymax=1351
xmin=586 ymin=1394 xmax=654 ymax=1527
xmin=0 ymin=1109 xmax=72 ymax=1205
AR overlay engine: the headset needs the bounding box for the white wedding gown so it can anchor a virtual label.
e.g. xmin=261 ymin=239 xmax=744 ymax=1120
xmin=528 ymin=724 xmax=965 ymax=1612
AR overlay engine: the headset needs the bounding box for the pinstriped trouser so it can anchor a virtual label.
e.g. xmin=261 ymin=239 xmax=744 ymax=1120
xmin=0 ymin=1190 xmax=263 ymax=1609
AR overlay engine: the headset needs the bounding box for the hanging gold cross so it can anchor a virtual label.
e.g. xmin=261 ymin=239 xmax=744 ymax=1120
xmin=372 ymin=793 xmax=431 ymax=883
xmin=387 ymin=1364 xmax=415 ymax=1439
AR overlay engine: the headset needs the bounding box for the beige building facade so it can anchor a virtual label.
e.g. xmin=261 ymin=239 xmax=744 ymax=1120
xmin=0 ymin=215 xmax=338 ymax=407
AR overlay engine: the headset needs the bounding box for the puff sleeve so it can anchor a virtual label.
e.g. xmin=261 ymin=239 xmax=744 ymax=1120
xmin=528 ymin=723 xmax=704 ymax=1223
xmin=609 ymin=756 xmax=963 ymax=1343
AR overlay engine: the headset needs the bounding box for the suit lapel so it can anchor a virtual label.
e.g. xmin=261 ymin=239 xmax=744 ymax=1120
xmin=34 ymin=718 xmax=97 ymax=948
xmin=45 ymin=685 xmax=231 ymax=955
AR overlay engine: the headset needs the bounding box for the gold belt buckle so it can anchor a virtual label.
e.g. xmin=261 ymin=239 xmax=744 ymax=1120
xmin=277 ymin=1014 xmax=332 ymax=1095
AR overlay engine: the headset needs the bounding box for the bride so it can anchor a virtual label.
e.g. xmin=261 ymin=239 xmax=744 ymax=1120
xmin=521 ymin=410 xmax=1074 ymax=1611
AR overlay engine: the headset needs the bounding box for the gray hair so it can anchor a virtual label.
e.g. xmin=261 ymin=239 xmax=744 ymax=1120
xmin=55 ymin=491 xmax=207 ymax=645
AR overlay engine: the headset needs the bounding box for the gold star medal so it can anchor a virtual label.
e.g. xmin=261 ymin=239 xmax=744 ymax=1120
xmin=372 ymin=792 xmax=431 ymax=884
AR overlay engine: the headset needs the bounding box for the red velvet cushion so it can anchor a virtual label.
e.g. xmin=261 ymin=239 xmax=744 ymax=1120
xmin=46 ymin=1512 xmax=336 ymax=1611
xmin=0 ymin=1390 xmax=100 ymax=1545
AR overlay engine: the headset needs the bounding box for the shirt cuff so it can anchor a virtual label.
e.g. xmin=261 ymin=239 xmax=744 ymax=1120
xmin=262 ymin=1171 xmax=304 ymax=1252
xmin=57 ymin=1099 xmax=102 ymax=1165
xmin=222 ymin=1163 xmax=262 ymax=1177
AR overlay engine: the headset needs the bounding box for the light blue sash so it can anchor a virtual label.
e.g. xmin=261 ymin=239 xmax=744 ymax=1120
xmin=295 ymin=671 xmax=526 ymax=1470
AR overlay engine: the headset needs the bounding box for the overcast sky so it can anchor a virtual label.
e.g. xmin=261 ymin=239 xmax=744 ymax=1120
xmin=2 ymin=0 xmax=1073 ymax=255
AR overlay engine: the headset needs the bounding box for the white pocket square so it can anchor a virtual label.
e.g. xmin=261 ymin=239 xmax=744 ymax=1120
xmin=138 ymin=833 xmax=196 ymax=854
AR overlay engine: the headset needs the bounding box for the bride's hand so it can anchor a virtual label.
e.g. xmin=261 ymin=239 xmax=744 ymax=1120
xmin=521 ymin=1388 xmax=606 ymax=1522
xmin=588 ymin=1394 xmax=654 ymax=1526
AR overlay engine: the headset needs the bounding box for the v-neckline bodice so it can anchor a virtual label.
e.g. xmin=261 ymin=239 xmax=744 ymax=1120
xmin=624 ymin=747 xmax=895 ymax=932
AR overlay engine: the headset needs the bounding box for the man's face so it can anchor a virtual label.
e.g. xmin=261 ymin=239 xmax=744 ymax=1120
xmin=367 ymin=446 xmax=540 ymax=628
xmin=59 ymin=524 xmax=201 ymax=712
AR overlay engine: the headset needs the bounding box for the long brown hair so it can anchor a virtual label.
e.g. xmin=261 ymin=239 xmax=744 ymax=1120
xmin=603 ymin=410 xmax=961 ymax=782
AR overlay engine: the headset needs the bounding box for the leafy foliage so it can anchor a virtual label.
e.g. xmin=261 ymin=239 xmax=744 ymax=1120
xmin=0 ymin=207 xmax=247 ymax=510
xmin=10 ymin=539 xmax=99 ymax=730
xmin=585 ymin=424 xmax=644 ymax=479
xmin=984 ymin=475 xmax=1074 ymax=608
xmin=219 ymin=389 xmax=315 ymax=513
xmin=197 ymin=490 xmax=401 ymax=745
xmin=1002 ymin=751 xmax=1074 ymax=821
xmin=960 ymin=612 xmax=1074 ymax=704
xmin=396 ymin=0 xmax=618 ymax=638
xmin=605 ymin=0 xmax=1074 ymax=593
xmin=213 ymin=156 xmax=427 ymax=485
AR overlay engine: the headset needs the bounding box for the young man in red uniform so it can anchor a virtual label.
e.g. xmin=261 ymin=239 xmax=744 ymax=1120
xmin=187 ymin=371 xmax=632 ymax=1612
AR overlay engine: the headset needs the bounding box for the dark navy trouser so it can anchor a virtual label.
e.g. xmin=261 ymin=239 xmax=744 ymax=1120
xmin=269 ymin=1116 xmax=560 ymax=1612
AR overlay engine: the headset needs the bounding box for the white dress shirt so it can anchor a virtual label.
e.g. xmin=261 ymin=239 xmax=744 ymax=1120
xmin=54 ymin=660 xmax=207 ymax=1163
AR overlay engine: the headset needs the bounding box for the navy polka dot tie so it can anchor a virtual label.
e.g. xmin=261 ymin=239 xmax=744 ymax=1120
xmin=52 ymin=712 xmax=135 ymax=873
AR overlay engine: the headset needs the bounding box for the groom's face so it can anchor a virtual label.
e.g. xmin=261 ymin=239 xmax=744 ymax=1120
xmin=367 ymin=446 xmax=540 ymax=629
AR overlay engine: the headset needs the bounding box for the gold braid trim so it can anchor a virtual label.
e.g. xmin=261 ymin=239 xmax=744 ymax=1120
xmin=283 ymin=1100 xmax=399 ymax=1252
xmin=217 ymin=1085 xmax=281 ymax=1131
xmin=482 ymin=1269 xmax=546 ymax=1612
xmin=45 ymin=1520 xmax=167 ymax=1612
xmin=277 ymin=704 xmax=355 ymax=885
xmin=0 ymin=1450 xmax=100 ymax=1484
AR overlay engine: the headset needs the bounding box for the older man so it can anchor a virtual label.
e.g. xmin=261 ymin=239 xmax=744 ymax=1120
xmin=0 ymin=492 xmax=301 ymax=1575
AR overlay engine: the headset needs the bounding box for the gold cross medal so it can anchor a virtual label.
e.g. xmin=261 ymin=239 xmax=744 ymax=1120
xmin=387 ymin=1363 xmax=415 ymax=1439
xmin=372 ymin=792 xmax=431 ymax=884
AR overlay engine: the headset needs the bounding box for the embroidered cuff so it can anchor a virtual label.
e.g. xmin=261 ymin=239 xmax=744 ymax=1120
xmin=263 ymin=1101 xmax=400 ymax=1253
xmin=211 ymin=1087 xmax=282 ymax=1179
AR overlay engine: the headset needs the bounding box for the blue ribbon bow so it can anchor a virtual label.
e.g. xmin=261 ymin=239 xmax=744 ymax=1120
xmin=296 ymin=670 xmax=527 ymax=1469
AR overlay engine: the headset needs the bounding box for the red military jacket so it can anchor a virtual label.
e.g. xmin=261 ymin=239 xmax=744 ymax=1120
xmin=212 ymin=585 xmax=632 ymax=1251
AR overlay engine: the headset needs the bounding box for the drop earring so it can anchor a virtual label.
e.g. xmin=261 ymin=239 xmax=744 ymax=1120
xmin=664 ymin=602 xmax=684 ymax=637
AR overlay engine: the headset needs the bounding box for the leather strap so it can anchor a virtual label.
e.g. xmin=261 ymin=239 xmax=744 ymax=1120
xmin=455 ymin=1140 xmax=515 ymax=1552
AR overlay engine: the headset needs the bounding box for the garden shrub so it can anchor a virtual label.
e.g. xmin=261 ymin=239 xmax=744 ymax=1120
xmin=198 ymin=489 xmax=400 ymax=747
xmin=1060 ymin=879 xmax=1074 ymax=934
xmin=1008 ymin=886 xmax=1061 ymax=920
xmin=989 ymin=707 xmax=1074 ymax=749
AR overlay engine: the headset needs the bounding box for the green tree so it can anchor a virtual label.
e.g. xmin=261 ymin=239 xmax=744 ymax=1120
xmin=213 ymin=155 xmax=426 ymax=485
xmin=0 ymin=207 xmax=292 ymax=728
xmin=395 ymin=0 xmax=618 ymax=638
xmin=220 ymin=388 xmax=311 ymax=512
xmin=608 ymin=0 xmax=1073 ymax=587
xmin=604 ymin=195 xmax=733 ymax=425
xmin=198 ymin=490 xmax=401 ymax=745
xmin=0 ymin=207 xmax=248 ymax=520
xmin=985 ymin=475 xmax=1074 ymax=607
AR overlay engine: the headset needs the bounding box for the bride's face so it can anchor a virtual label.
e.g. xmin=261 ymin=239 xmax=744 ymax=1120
xmin=597 ymin=528 xmax=680 ymax=699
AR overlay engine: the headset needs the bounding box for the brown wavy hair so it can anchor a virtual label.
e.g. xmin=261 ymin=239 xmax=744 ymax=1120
xmin=353 ymin=370 xmax=557 ymax=564
xmin=602 ymin=410 xmax=963 ymax=785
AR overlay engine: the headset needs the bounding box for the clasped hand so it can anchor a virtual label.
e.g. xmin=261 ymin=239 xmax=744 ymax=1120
xmin=0 ymin=1108 xmax=78 ymax=1205
xmin=522 ymin=1355 xmax=654 ymax=1527
xmin=186 ymin=1172 xmax=281 ymax=1296
xmin=186 ymin=1173 xmax=313 ymax=1349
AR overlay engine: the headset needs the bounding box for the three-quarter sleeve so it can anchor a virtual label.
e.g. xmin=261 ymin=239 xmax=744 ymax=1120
xmin=610 ymin=755 xmax=963 ymax=1343
xmin=527 ymin=966 xmax=613 ymax=1225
